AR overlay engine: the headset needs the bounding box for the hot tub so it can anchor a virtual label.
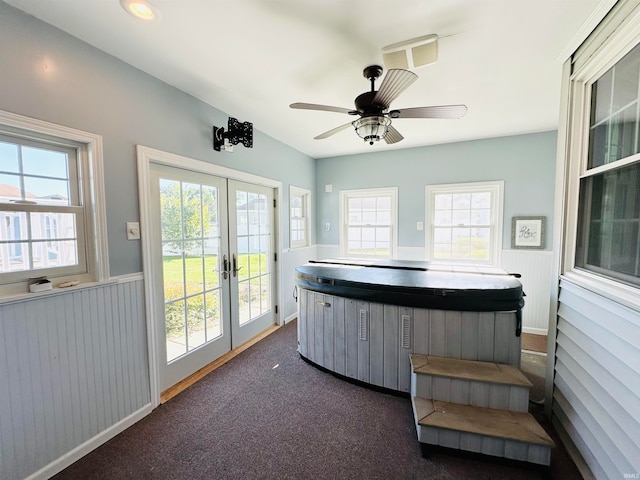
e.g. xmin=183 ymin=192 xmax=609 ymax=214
xmin=295 ymin=259 xmax=524 ymax=393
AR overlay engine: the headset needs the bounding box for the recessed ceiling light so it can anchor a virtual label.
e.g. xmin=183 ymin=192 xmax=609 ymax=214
xmin=120 ymin=0 xmax=160 ymax=21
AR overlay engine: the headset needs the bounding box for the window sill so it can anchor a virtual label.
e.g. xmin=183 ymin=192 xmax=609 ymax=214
xmin=561 ymin=270 xmax=640 ymax=314
xmin=0 ymin=278 xmax=119 ymax=306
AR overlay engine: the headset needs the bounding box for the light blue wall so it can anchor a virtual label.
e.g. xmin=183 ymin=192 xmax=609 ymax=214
xmin=0 ymin=2 xmax=315 ymax=276
xmin=316 ymin=131 xmax=557 ymax=252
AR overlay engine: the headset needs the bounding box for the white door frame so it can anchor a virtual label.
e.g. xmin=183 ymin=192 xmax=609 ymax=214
xmin=137 ymin=146 xmax=283 ymax=406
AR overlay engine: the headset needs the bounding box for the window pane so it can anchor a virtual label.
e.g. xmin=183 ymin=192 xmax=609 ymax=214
xmin=576 ymin=162 xmax=640 ymax=285
xmin=21 ymin=147 xmax=69 ymax=178
xmin=592 ymin=69 xmax=613 ymax=125
xmin=0 ymin=174 xmax=22 ymax=201
xmin=30 ymin=212 xmax=76 ymax=241
xmin=434 ymin=227 xmax=452 ymax=243
xmin=452 ymin=209 xmax=470 ymax=225
xmin=452 ymin=193 xmax=471 ymax=210
xmin=471 ymin=192 xmax=491 ymax=209
xmin=612 ymin=47 xmax=640 ymax=111
xmin=471 ymin=209 xmax=490 ymax=225
xmin=434 ymin=194 xmax=451 ymax=210
xmin=434 ymin=210 xmax=451 ymax=225
xmin=23 ymin=177 xmax=71 ymax=205
xmin=32 ymin=239 xmax=77 ymax=269
xmin=588 ymin=43 xmax=640 ymax=168
xmin=0 ymin=142 xmax=19 ymax=173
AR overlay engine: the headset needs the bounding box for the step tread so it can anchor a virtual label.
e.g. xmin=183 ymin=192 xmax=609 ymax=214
xmin=411 ymin=354 xmax=532 ymax=387
xmin=413 ymin=397 xmax=555 ymax=447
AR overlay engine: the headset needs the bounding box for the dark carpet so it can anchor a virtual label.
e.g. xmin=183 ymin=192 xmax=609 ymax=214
xmin=54 ymin=320 xmax=580 ymax=480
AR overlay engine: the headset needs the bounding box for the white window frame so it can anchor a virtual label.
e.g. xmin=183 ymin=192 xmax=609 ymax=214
xmin=562 ymin=14 xmax=640 ymax=308
xmin=289 ymin=185 xmax=310 ymax=249
xmin=0 ymin=110 xmax=108 ymax=298
xmin=425 ymin=181 xmax=504 ymax=266
xmin=339 ymin=187 xmax=398 ymax=259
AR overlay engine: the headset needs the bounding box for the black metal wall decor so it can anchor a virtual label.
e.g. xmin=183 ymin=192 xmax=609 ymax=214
xmin=213 ymin=117 xmax=253 ymax=152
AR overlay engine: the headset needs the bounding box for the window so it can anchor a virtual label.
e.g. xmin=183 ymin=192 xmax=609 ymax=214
xmin=290 ymin=186 xmax=310 ymax=249
xmin=574 ymin=42 xmax=640 ymax=287
xmin=426 ymin=182 xmax=503 ymax=265
xmin=0 ymin=110 xmax=107 ymax=295
xmin=340 ymin=187 xmax=397 ymax=258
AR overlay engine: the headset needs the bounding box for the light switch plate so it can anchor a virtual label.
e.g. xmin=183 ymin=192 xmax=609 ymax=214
xmin=126 ymin=222 xmax=141 ymax=240
xmin=417 ymin=221 xmax=424 ymax=231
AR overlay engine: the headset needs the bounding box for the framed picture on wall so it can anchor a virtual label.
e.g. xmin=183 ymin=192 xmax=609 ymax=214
xmin=511 ymin=216 xmax=545 ymax=249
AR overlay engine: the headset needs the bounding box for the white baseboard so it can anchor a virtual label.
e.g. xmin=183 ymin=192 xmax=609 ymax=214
xmin=26 ymin=403 xmax=153 ymax=480
xmin=523 ymin=326 xmax=548 ymax=335
xmin=284 ymin=313 xmax=297 ymax=324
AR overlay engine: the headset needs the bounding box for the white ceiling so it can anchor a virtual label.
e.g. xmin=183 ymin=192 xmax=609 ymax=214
xmin=6 ymin=0 xmax=606 ymax=158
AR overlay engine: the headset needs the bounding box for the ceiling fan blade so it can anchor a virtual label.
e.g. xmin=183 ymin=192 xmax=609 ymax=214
xmin=372 ymin=69 xmax=418 ymax=108
xmin=290 ymin=102 xmax=354 ymax=115
xmin=393 ymin=104 xmax=468 ymax=119
xmin=384 ymin=125 xmax=404 ymax=144
xmin=314 ymin=122 xmax=353 ymax=140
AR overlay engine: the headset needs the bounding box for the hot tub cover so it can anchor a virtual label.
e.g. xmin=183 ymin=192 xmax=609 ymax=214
xmin=295 ymin=259 xmax=524 ymax=314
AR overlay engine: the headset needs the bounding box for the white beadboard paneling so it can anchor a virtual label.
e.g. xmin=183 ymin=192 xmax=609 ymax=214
xmin=283 ymin=245 xmax=317 ymax=321
xmin=554 ymin=279 xmax=640 ymax=480
xmin=501 ymin=249 xmax=553 ymax=333
xmin=0 ymin=278 xmax=149 ymax=480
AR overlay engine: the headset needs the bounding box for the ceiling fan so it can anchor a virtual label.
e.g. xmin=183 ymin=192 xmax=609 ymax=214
xmin=290 ymin=65 xmax=467 ymax=145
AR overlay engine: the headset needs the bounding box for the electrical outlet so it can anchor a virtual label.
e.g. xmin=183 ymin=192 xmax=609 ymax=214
xmin=417 ymin=221 xmax=424 ymax=231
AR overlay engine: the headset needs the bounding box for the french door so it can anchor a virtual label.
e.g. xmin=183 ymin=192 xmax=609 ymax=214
xmin=150 ymin=165 xmax=275 ymax=392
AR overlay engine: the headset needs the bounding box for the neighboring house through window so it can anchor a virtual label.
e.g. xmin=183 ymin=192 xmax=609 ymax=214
xmin=426 ymin=181 xmax=504 ymax=265
xmin=339 ymin=187 xmax=397 ymax=258
xmin=0 ymin=110 xmax=108 ymax=295
xmin=290 ymin=186 xmax=310 ymax=249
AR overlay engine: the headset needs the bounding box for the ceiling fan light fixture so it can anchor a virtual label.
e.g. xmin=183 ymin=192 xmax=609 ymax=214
xmin=353 ymin=116 xmax=391 ymax=145
xmin=120 ymin=0 xmax=160 ymax=21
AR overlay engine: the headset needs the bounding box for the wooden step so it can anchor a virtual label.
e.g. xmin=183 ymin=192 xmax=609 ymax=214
xmin=410 ymin=354 xmax=532 ymax=412
xmin=411 ymin=396 xmax=555 ymax=465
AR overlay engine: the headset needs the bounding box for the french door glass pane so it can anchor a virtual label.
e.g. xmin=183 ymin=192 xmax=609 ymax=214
xmin=236 ymin=189 xmax=270 ymax=326
xmin=160 ymin=178 xmax=223 ymax=362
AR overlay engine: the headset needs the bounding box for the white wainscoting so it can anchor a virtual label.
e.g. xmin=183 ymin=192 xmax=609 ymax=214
xmin=501 ymin=250 xmax=553 ymax=334
xmin=282 ymin=245 xmax=317 ymax=323
xmin=0 ymin=276 xmax=150 ymax=480
xmin=312 ymin=246 xmax=552 ymax=335
xmin=554 ymin=278 xmax=640 ymax=479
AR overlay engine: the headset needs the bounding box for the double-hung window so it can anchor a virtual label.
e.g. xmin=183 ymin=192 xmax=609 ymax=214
xmin=290 ymin=186 xmax=310 ymax=249
xmin=426 ymin=181 xmax=503 ymax=265
xmin=0 ymin=110 xmax=107 ymax=295
xmin=340 ymin=187 xmax=397 ymax=258
xmin=573 ymin=42 xmax=640 ymax=288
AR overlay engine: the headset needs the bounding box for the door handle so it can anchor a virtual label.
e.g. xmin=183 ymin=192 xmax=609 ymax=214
xmin=222 ymin=254 xmax=229 ymax=280
xmin=232 ymin=253 xmax=243 ymax=277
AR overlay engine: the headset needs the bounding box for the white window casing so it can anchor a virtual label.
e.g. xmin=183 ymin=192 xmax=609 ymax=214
xmin=562 ymin=12 xmax=640 ymax=308
xmin=339 ymin=187 xmax=398 ymax=259
xmin=425 ymin=181 xmax=504 ymax=266
xmin=0 ymin=110 xmax=108 ymax=298
xmin=289 ymin=185 xmax=310 ymax=249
